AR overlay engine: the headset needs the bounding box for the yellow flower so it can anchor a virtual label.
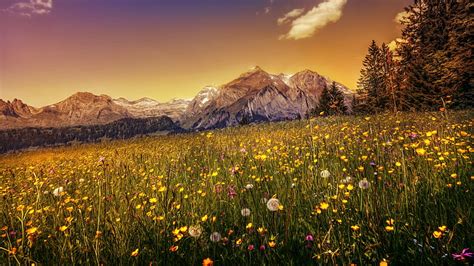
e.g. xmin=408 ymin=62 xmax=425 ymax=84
xmin=59 ymin=225 xmax=68 ymax=232
xmin=415 ymin=148 xmax=427 ymax=156
xmin=320 ymin=202 xmax=329 ymax=210
xmin=268 ymin=241 xmax=276 ymax=248
xmin=385 ymin=226 xmax=394 ymax=232
xmin=347 ymin=184 xmax=354 ymax=191
xmin=246 ymin=223 xmax=253 ymax=230
xmin=202 ymin=258 xmax=214 ymax=266
xmin=438 ymin=225 xmax=447 ymax=232
xmin=131 ymin=248 xmax=139 ymax=257
xmin=351 ymin=225 xmax=360 ymax=231
xmin=379 ymin=260 xmax=389 ymax=266
xmin=432 ymin=231 xmax=442 ymax=239
xmin=395 ymin=162 xmax=402 ymax=167
xmin=149 ymin=198 xmax=158 ymax=203
xmin=26 ymin=227 xmax=38 ymax=235
xmin=201 ymin=215 xmax=208 ymax=222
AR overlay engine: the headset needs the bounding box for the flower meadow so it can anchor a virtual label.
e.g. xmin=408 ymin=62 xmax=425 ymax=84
xmin=0 ymin=111 xmax=472 ymax=265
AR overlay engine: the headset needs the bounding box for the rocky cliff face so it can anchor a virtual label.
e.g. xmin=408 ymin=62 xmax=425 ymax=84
xmin=181 ymin=67 xmax=353 ymax=129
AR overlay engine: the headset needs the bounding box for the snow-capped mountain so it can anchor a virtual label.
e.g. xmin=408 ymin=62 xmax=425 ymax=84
xmin=113 ymin=97 xmax=190 ymax=121
xmin=181 ymin=66 xmax=353 ymax=129
xmin=1 ymin=66 xmax=353 ymax=130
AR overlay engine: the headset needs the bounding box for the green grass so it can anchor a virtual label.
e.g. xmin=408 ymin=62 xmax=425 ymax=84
xmin=0 ymin=111 xmax=473 ymax=265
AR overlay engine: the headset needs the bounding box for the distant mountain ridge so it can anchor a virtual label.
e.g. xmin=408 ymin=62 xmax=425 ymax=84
xmin=1 ymin=66 xmax=353 ymax=130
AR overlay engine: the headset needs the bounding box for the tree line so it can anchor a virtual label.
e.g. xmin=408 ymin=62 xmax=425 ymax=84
xmin=308 ymin=0 xmax=472 ymax=117
xmin=0 ymin=116 xmax=181 ymax=153
xmin=355 ymin=0 xmax=472 ymax=113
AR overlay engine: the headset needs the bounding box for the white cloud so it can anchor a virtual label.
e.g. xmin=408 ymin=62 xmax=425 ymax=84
xmin=3 ymin=0 xmax=53 ymax=17
xmin=279 ymin=0 xmax=348 ymax=40
xmin=277 ymin=8 xmax=305 ymax=25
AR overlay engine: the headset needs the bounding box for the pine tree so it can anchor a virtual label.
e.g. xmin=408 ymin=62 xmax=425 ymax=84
xmin=312 ymin=82 xmax=347 ymax=116
xmin=357 ymin=40 xmax=386 ymax=113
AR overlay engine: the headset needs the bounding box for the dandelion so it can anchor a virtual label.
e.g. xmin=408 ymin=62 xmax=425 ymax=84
xmin=241 ymin=208 xmax=251 ymax=217
xmin=53 ymin=186 xmax=64 ymax=197
xmin=188 ymin=225 xmax=203 ymax=238
xmin=358 ymin=178 xmax=370 ymax=189
xmin=320 ymin=170 xmax=331 ymax=178
xmin=210 ymin=232 xmax=221 ymax=242
xmin=266 ymin=198 xmax=280 ymax=211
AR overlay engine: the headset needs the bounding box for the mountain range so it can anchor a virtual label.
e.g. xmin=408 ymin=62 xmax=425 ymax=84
xmin=0 ymin=67 xmax=353 ymax=130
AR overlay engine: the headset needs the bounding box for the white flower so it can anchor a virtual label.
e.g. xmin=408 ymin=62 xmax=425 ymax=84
xmin=241 ymin=208 xmax=251 ymax=217
xmin=266 ymin=198 xmax=280 ymax=212
xmin=210 ymin=232 xmax=221 ymax=242
xmin=188 ymin=225 xmax=203 ymax=238
xmin=53 ymin=186 xmax=64 ymax=197
xmin=358 ymin=178 xmax=370 ymax=189
xmin=342 ymin=176 xmax=352 ymax=184
xmin=320 ymin=170 xmax=331 ymax=178
xmin=245 ymin=184 xmax=254 ymax=190
xmin=79 ymin=178 xmax=85 ymax=183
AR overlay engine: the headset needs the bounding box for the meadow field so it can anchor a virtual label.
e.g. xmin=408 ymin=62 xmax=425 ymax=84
xmin=0 ymin=111 xmax=472 ymax=265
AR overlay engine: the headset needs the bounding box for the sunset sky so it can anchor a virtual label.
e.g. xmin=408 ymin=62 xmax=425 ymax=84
xmin=0 ymin=0 xmax=411 ymax=107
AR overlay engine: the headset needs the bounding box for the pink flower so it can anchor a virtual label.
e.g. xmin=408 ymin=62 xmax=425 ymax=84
xmin=452 ymin=248 xmax=473 ymax=262
xmin=247 ymin=245 xmax=255 ymax=251
xmin=227 ymin=185 xmax=237 ymax=199
xmin=305 ymin=234 xmax=314 ymax=242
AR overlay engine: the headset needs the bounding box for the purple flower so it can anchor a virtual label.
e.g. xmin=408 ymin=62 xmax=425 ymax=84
xmin=259 ymin=245 xmax=266 ymax=251
xmin=409 ymin=132 xmax=418 ymax=139
xmin=227 ymin=185 xmax=237 ymax=199
xmin=305 ymin=234 xmax=314 ymax=242
xmin=370 ymin=161 xmax=376 ymax=166
xmin=452 ymin=248 xmax=473 ymax=261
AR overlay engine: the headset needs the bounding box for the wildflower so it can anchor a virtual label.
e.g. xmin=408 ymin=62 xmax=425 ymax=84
xmin=59 ymin=225 xmax=68 ymax=232
xmin=241 ymin=208 xmax=251 ymax=217
xmin=305 ymin=234 xmax=314 ymax=242
xmin=248 ymin=244 xmax=255 ymax=251
xmin=26 ymin=227 xmax=38 ymax=235
xmin=245 ymin=184 xmax=254 ymax=190
xmin=131 ymin=248 xmax=139 ymax=257
xmin=268 ymin=241 xmax=276 ymax=248
xmin=432 ymin=231 xmax=442 ymax=239
xmin=320 ymin=170 xmax=331 ymax=178
xmin=201 ymin=215 xmax=208 ymax=222
xmin=169 ymin=245 xmax=179 ymax=252
xmin=320 ymin=202 xmax=329 ymax=210
xmin=452 ymin=248 xmax=474 ymax=262
xmin=188 ymin=225 xmax=203 ymax=238
xmin=415 ymin=148 xmax=426 ymax=156
xmin=358 ymin=178 xmax=370 ymax=189
xmin=53 ymin=187 xmax=64 ymax=197
xmin=259 ymin=245 xmax=266 ymax=251
xmin=227 ymin=186 xmax=237 ymax=199
xmin=351 ymin=225 xmax=360 ymax=231
xmin=438 ymin=225 xmax=447 ymax=232
xmin=385 ymin=225 xmax=394 ymax=232
xmin=379 ymin=260 xmax=388 ymax=266
xmin=266 ymin=198 xmax=280 ymax=212
xmin=210 ymin=232 xmax=221 ymax=242
xmin=149 ymin=198 xmax=158 ymax=203
xmin=202 ymin=258 xmax=214 ymax=266
xmin=246 ymin=223 xmax=253 ymax=230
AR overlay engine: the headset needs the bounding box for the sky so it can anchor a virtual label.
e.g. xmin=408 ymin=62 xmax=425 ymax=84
xmin=0 ymin=0 xmax=411 ymax=107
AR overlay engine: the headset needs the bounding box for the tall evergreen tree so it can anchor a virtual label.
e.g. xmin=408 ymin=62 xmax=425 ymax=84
xmin=312 ymin=82 xmax=347 ymax=116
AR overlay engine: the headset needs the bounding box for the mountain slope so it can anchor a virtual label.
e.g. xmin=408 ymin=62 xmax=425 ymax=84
xmin=113 ymin=97 xmax=190 ymax=121
xmin=181 ymin=67 xmax=353 ymax=129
